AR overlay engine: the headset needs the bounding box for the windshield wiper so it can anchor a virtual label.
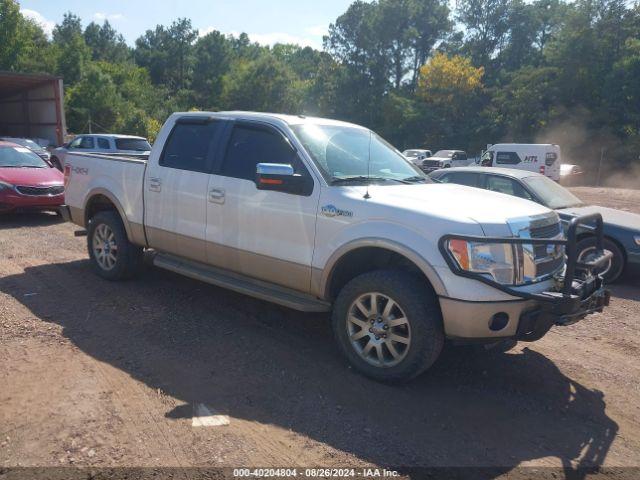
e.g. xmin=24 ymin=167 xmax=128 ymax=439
xmin=331 ymin=176 xmax=411 ymax=185
xmin=402 ymin=175 xmax=428 ymax=183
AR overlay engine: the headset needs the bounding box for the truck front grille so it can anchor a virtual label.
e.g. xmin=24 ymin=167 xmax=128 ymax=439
xmin=422 ymin=160 xmax=441 ymax=168
xmin=509 ymin=214 xmax=565 ymax=283
xmin=530 ymin=222 xmax=562 ymax=239
xmin=16 ymin=185 xmax=64 ymax=196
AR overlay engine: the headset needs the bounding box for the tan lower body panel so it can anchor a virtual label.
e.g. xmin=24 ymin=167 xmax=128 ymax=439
xmin=206 ymin=241 xmax=311 ymax=292
xmin=145 ymin=226 xmax=311 ymax=293
xmin=69 ymin=206 xmax=84 ymax=227
xmin=439 ymin=297 xmax=538 ymax=339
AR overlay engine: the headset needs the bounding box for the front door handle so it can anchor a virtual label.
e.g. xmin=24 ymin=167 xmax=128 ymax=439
xmin=149 ymin=177 xmax=162 ymax=192
xmin=209 ymin=188 xmax=225 ymax=204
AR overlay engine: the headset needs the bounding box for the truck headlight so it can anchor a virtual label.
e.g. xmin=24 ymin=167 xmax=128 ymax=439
xmin=447 ymin=239 xmax=518 ymax=285
xmin=0 ymin=181 xmax=14 ymax=192
xmin=634 ymin=236 xmax=640 ymax=247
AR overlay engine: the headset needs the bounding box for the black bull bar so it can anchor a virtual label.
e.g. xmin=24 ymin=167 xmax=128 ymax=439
xmin=439 ymin=213 xmax=611 ymax=341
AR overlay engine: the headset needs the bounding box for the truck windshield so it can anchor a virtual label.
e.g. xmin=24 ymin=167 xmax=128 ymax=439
xmin=291 ymin=124 xmax=428 ymax=184
xmin=433 ymin=150 xmax=454 ymax=158
xmin=403 ymin=150 xmax=423 ymax=158
xmin=523 ymin=176 xmax=584 ymax=209
xmin=0 ymin=146 xmax=49 ymax=168
xmin=115 ymin=138 xmax=151 ymax=151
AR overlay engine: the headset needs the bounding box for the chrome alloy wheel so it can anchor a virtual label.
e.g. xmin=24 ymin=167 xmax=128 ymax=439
xmin=347 ymin=292 xmax=411 ymax=368
xmin=92 ymin=223 xmax=118 ymax=271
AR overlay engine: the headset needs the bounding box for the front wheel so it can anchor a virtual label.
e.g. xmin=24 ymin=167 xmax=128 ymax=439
xmin=332 ymin=270 xmax=444 ymax=383
xmin=576 ymin=237 xmax=625 ymax=283
xmin=87 ymin=211 xmax=143 ymax=280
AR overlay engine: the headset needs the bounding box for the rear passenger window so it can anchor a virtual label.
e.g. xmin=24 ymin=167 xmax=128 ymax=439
xmin=97 ymin=138 xmax=110 ymax=149
xmin=445 ymin=172 xmax=479 ymax=187
xmin=485 ymin=175 xmax=532 ymax=200
xmin=160 ymin=121 xmax=221 ymax=173
xmin=221 ymin=124 xmax=300 ymax=181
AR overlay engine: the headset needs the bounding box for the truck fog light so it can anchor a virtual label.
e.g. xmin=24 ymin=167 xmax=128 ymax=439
xmin=489 ymin=312 xmax=509 ymax=331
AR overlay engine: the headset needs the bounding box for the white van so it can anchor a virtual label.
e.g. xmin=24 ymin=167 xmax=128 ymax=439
xmin=480 ymin=144 xmax=561 ymax=181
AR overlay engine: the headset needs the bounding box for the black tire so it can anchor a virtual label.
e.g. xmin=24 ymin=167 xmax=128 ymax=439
xmin=87 ymin=211 xmax=143 ymax=280
xmin=576 ymin=237 xmax=625 ymax=284
xmin=332 ymin=269 xmax=444 ymax=383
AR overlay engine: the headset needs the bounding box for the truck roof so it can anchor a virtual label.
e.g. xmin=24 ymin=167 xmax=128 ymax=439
xmin=174 ymin=111 xmax=367 ymax=130
xmin=432 ymin=166 xmax=546 ymax=179
xmin=77 ymin=134 xmax=147 ymax=139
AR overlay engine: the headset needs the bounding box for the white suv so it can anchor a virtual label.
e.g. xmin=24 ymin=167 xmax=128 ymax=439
xmin=51 ymin=134 xmax=151 ymax=170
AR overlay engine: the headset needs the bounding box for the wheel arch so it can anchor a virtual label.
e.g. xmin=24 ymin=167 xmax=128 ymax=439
xmin=319 ymin=239 xmax=448 ymax=301
xmin=83 ymin=188 xmax=134 ymax=242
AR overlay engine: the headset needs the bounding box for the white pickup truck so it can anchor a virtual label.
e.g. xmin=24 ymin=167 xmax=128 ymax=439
xmin=61 ymin=112 xmax=610 ymax=382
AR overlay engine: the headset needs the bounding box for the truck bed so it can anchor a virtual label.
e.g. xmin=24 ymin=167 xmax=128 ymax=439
xmin=63 ymin=152 xmax=148 ymax=234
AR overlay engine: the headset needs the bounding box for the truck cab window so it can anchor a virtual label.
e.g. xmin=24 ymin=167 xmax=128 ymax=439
xmin=160 ymin=122 xmax=220 ymax=173
xmin=68 ymin=137 xmax=82 ymax=149
xmin=221 ymin=124 xmax=300 ymax=181
xmin=97 ymin=138 xmax=110 ymax=149
xmin=79 ymin=137 xmax=95 ymax=149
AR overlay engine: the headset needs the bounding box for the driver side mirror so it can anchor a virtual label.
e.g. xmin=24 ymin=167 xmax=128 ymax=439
xmin=255 ymin=163 xmax=313 ymax=196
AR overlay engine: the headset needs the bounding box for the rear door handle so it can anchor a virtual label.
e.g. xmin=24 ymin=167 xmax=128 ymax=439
xmin=149 ymin=177 xmax=162 ymax=192
xmin=209 ymin=188 xmax=225 ymax=204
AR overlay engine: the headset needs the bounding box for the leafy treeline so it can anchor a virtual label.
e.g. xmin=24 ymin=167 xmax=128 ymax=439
xmin=1 ymin=0 xmax=639 ymax=168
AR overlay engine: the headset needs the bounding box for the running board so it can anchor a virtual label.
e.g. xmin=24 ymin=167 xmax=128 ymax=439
xmin=153 ymin=253 xmax=331 ymax=313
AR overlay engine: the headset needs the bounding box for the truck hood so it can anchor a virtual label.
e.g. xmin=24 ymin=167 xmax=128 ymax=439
xmin=557 ymin=205 xmax=640 ymax=231
xmin=0 ymin=166 xmax=63 ymax=186
xmin=361 ymin=183 xmax=553 ymax=235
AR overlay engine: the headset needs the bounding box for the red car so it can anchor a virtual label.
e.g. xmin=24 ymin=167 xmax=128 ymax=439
xmin=0 ymin=141 xmax=65 ymax=214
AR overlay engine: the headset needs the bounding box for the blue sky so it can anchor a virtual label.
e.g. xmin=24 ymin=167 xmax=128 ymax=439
xmin=18 ymin=0 xmax=357 ymax=49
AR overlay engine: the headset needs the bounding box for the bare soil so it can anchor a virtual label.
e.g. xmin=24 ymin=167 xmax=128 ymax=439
xmin=1 ymin=187 xmax=639 ymax=478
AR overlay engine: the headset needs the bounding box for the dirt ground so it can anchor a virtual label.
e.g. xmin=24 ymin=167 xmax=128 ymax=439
xmin=1 ymin=187 xmax=639 ymax=478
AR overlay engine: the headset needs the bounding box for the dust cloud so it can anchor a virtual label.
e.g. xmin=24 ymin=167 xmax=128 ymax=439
xmin=533 ymin=110 xmax=639 ymax=189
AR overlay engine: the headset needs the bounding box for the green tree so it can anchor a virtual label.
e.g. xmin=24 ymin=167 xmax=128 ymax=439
xmin=192 ymin=30 xmax=233 ymax=108
xmin=456 ymin=0 xmax=511 ymax=66
xmin=135 ymin=18 xmax=197 ymax=92
xmin=221 ymin=55 xmax=302 ymax=113
xmin=66 ymin=63 xmax=123 ymax=132
xmin=84 ymin=20 xmax=130 ymax=63
xmin=52 ymin=12 xmax=91 ymax=85
xmin=0 ymin=0 xmax=23 ymax=70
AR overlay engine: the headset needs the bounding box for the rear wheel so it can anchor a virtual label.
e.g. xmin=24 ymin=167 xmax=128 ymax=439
xmin=577 ymin=237 xmax=624 ymax=283
xmin=87 ymin=211 xmax=143 ymax=280
xmin=332 ymin=270 xmax=444 ymax=383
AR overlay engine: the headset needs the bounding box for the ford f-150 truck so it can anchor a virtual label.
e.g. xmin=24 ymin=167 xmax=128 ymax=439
xmin=61 ymin=112 xmax=611 ymax=382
